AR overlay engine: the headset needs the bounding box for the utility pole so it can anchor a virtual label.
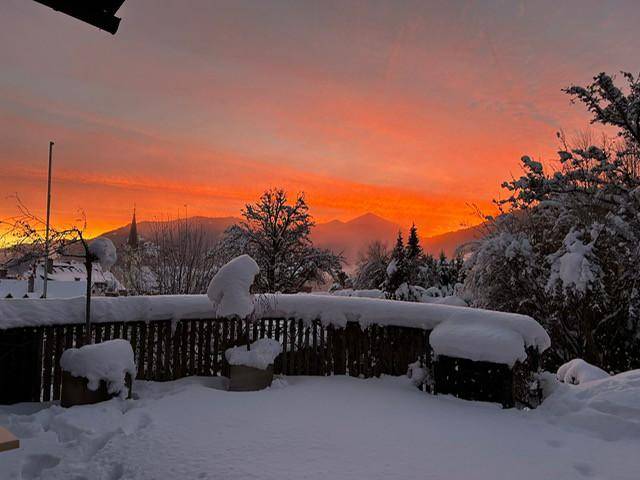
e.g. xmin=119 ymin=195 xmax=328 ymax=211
xmin=43 ymin=141 xmax=54 ymax=299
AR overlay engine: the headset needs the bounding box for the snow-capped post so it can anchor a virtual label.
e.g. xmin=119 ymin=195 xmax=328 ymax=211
xmin=85 ymin=237 xmax=117 ymax=342
xmin=207 ymin=255 xmax=282 ymax=390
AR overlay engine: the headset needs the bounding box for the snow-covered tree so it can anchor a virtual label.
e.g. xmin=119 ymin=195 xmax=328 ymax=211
xmin=405 ymin=223 xmax=423 ymax=285
xmin=465 ymin=71 xmax=640 ymax=372
xmin=383 ymin=231 xmax=408 ymax=298
xmin=217 ymin=189 xmax=342 ymax=293
xmin=353 ymin=241 xmax=390 ymax=290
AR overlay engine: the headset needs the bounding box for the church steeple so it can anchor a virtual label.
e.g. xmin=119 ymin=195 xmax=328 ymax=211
xmin=127 ymin=206 xmax=139 ymax=249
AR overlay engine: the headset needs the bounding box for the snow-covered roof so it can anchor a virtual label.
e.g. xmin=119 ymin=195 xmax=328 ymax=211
xmin=0 ymin=294 xmax=551 ymax=358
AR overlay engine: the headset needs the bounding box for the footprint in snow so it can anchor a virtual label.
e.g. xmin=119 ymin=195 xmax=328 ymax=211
xmin=21 ymin=454 xmax=61 ymax=479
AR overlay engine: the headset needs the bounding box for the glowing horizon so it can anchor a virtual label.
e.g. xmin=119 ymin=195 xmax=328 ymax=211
xmin=2 ymin=1 xmax=638 ymax=239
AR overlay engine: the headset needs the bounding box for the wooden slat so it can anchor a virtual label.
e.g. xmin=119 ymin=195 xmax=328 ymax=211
xmin=103 ymin=323 xmax=112 ymax=342
xmin=74 ymin=324 xmax=85 ymax=348
xmin=95 ymin=324 xmax=103 ymax=344
xmin=163 ymin=321 xmax=172 ymax=380
xmin=279 ymin=320 xmax=287 ymax=375
xmin=113 ymin=322 xmax=122 ymax=340
xmin=146 ymin=322 xmax=155 ymax=380
xmin=189 ymin=320 xmax=196 ymax=375
xmin=52 ymin=327 xmax=64 ymax=401
xmin=197 ymin=320 xmax=205 ymax=375
xmin=180 ymin=319 xmax=189 ymax=377
xmin=32 ymin=328 xmax=44 ymax=402
xmin=203 ymin=320 xmax=212 ymax=376
xmin=212 ymin=320 xmax=220 ymax=375
xmin=172 ymin=321 xmax=182 ymax=380
xmin=130 ymin=323 xmax=139 ymax=368
xmin=312 ymin=321 xmax=318 ymax=375
xmin=138 ymin=323 xmax=147 ymax=379
xmin=289 ymin=320 xmax=296 ymax=374
xmin=304 ymin=322 xmax=310 ymax=375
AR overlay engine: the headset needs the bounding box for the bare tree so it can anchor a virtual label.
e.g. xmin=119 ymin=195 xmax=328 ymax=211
xmin=217 ymin=189 xmax=343 ymax=293
xmin=145 ymin=216 xmax=219 ymax=295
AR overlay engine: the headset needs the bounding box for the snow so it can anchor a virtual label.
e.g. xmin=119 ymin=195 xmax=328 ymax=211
xmin=225 ymin=338 xmax=283 ymax=370
xmin=207 ymin=254 xmax=259 ymax=319
xmin=323 ymin=288 xmax=385 ymax=299
xmin=540 ymin=369 xmax=640 ymax=442
xmin=88 ymin=237 xmax=117 ymax=271
xmin=0 ymin=279 xmax=28 ymax=298
xmin=1 ymin=374 xmax=639 ymax=479
xmin=557 ymin=359 xmax=610 ymax=385
xmin=407 ymin=361 xmax=427 ymax=386
xmin=0 ymin=295 xmax=215 ymax=329
xmin=548 ymin=229 xmax=596 ymax=293
xmin=325 ymin=288 xmax=467 ymax=306
xmin=430 ymin=318 xmax=528 ymax=366
xmin=59 ymin=340 xmax=136 ymax=396
xmin=0 ymin=294 xmax=550 ymax=358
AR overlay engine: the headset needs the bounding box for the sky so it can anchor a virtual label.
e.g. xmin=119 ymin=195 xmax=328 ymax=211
xmin=1 ymin=0 xmax=639 ymax=238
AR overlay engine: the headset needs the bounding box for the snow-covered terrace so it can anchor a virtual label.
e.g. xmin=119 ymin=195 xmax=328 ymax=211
xmin=1 ymin=373 xmax=639 ymax=479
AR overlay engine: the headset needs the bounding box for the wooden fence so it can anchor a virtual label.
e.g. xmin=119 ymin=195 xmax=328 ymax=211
xmin=0 ymin=318 xmax=429 ymax=405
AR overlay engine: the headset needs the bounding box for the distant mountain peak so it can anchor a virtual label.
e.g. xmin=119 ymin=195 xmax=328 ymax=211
xmin=347 ymin=212 xmax=397 ymax=226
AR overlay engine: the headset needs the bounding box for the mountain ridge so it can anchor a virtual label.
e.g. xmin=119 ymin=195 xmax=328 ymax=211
xmin=98 ymin=213 xmax=482 ymax=265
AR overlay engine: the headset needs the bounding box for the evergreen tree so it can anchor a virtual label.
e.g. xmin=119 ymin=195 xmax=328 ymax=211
xmin=384 ymin=231 xmax=407 ymax=298
xmin=405 ymin=223 xmax=422 ymax=284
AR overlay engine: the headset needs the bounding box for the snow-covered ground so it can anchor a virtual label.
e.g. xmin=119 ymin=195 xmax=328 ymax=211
xmin=1 ymin=373 xmax=639 ymax=480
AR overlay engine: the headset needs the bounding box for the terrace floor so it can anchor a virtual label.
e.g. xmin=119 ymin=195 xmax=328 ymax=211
xmin=0 ymin=374 xmax=638 ymax=479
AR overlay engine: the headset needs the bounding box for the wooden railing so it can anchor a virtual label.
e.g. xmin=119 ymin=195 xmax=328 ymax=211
xmin=0 ymin=318 xmax=430 ymax=405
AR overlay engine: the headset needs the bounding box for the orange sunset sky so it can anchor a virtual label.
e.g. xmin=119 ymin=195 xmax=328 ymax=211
xmin=1 ymin=0 xmax=639 ymax=238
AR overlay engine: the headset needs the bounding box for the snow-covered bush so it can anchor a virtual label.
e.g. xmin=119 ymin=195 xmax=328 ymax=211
xmin=60 ymin=339 xmax=136 ymax=397
xmin=207 ymin=254 xmax=259 ymax=318
xmin=88 ymin=237 xmax=117 ymax=271
xmin=465 ymin=72 xmax=640 ymax=373
xmin=556 ymin=359 xmax=609 ymax=385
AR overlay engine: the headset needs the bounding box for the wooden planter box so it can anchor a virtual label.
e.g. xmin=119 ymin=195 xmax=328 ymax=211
xmin=228 ymin=364 xmax=274 ymax=392
xmin=60 ymin=371 xmax=133 ymax=408
xmin=432 ymin=350 xmax=541 ymax=409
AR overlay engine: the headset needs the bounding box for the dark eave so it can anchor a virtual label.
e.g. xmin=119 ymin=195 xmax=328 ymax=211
xmin=33 ymin=0 xmax=125 ymax=34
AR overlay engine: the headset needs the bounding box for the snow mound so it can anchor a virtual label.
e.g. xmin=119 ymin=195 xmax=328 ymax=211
xmin=433 ymin=295 xmax=468 ymax=307
xmin=541 ymin=369 xmax=640 ymax=441
xmin=430 ymin=318 xmax=527 ymax=366
xmin=557 ymin=359 xmax=609 ymax=385
xmin=59 ymin=339 xmax=136 ymax=397
xmin=225 ymin=338 xmax=282 ymax=370
xmin=407 ymin=361 xmax=427 ymax=386
xmin=325 ymin=289 xmax=385 ymax=299
xmin=88 ymin=237 xmax=117 ymax=271
xmin=207 ymin=255 xmax=259 ymax=319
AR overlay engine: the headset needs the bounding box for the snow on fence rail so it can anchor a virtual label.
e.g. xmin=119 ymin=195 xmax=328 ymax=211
xmin=0 ymin=294 xmax=549 ymax=356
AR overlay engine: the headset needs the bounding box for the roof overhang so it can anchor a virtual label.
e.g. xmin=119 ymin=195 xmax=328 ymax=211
xmin=33 ymin=0 xmax=125 ymax=34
